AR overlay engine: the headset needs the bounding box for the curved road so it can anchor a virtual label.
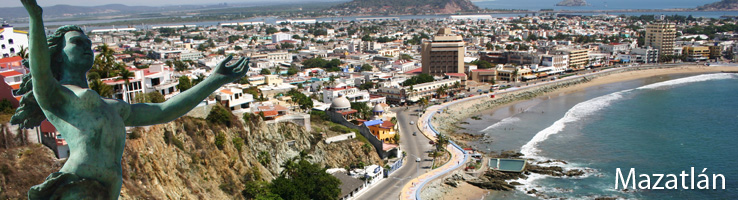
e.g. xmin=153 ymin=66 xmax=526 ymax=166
xmin=355 ymin=106 xmax=434 ymax=200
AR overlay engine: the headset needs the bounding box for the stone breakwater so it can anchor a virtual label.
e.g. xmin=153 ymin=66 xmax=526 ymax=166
xmin=430 ymin=66 xmax=685 ymax=137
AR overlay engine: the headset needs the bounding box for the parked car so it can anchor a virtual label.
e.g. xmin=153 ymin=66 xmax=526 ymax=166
xmin=413 ymin=132 xmax=417 ymax=136
xmin=429 ymin=141 xmax=435 ymax=145
xmin=416 ymin=157 xmax=421 ymax=162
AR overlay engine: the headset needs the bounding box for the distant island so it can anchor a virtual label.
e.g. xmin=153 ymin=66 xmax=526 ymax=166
xmin=556 ymin=0 xmax=589 ymax=7
xmin=328 ymin=0 xmax=480 ymax=15
xmin=698 ymin=0 xmax=738 ymax=10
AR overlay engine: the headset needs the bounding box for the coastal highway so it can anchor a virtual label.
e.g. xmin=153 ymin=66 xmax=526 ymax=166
xmin=355 ymin=105 xmax=433 ymax=200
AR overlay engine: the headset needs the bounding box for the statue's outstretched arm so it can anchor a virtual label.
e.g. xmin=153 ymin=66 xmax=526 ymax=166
xmin=21 ymin=0 xmax=67 ymax=109
xmin=124 ymin=55 xmax=249 ymax=126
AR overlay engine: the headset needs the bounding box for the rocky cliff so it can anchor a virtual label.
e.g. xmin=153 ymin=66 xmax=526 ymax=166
xmin=329 ymin=0 xmax=480 ymax=15
xmin=698 ymin=0 xmax=738 ymax=10
xmin=0 ymin=112 xmax=381 ymax=199
xmin=555 ymin=0 xmax=589 ymax=7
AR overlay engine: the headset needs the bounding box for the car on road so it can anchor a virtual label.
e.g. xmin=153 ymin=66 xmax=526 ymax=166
xmin=413 ymin=132 xmax=417 ymax=136
xmin=410 ymin=121 xmax=415 ymax=125
xmin=429 ymin=141 xmax=435 ymax=145
xmin=416 ymin=157 xmax=421 ymax=162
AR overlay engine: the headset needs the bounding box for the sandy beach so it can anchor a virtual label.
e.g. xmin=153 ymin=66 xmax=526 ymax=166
xmin=431 ymin=64 xmax=738 ymax=199
xmin=544 ymin=65 xmax=738 ymax=97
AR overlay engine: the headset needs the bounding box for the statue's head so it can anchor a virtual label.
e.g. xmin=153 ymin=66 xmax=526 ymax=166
xmin=48 ymin=25 xmax=93 ymax=80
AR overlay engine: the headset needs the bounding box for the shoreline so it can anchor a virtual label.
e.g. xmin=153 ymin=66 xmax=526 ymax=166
xmin=431 ymin=65 xmax=738 ymax=199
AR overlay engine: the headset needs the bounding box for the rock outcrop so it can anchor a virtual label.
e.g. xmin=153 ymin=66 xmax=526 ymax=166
xmin=698 ymin=0 xmax=738 ymax=10
xmin=0 ymin=114 xmax=381 ymax=199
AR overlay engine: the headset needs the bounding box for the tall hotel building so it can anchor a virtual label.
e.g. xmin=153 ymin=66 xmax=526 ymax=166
xmin=421 ymin=28 xmax=465 ymax=77
xmin=645 ymin=22 xmax=676 ymax=58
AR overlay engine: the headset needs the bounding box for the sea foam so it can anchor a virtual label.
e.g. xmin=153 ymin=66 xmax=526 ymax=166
xmin=520 ymin=89 xmax=631 ymax=160
xmin=520 ymin=73 xmax=738 ymax=160
xmin=480 ymin=117 xmax=520 ymax=132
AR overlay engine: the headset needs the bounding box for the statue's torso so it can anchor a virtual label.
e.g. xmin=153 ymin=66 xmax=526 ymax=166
xmin=44 ymin=85 xmax=128 ymax=186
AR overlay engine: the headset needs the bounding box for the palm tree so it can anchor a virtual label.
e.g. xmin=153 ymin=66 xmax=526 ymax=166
xmin=280 ymin=157 xmax=301 ymax=178
xmin=17 ymin=46 xmax=28 ymax=59
xmin=298 ymin=150 xmax=313 ymax=161
xmin=117 ymin=68 xmax=135 ymax=102
xmin=512 ymin=68 xmax=520 ymax=83
xmin=93 ymin=43 xmax=116 ymax=78
xmin=435 ymin=86 xmax=446 ymax=98
xmin=90 ymin=78 xmax=114 ymax=98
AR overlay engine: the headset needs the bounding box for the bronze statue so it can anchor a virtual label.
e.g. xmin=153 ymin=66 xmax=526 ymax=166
xmin=14 ymin=0 xmax=249 ymax=199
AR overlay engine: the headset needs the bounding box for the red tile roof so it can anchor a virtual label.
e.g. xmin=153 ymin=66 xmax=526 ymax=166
xmin=0 ymin=56 xmax=22 ymax=64
xmin=380 ymin=121 xmax=395 ymax=129
xmin=10 ymin=83 xmax=20 ymax=90
xmin=0 ymin=71 xmax=23 ymax=77
xmin=406 ymin=68 xmax=422 ymax=74
xmin=255 ymin=110 xmax=279 ymax=117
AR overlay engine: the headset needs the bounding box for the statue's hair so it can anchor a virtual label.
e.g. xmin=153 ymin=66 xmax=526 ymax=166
xmin=11 ymin=25 xmax=85 ymax=128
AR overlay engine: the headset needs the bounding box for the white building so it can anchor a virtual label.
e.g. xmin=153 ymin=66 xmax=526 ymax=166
xmin=272 ymin=33 xmax=292 ymax=44
xmin=215 ymin=84 xmax=254 ymax=111
xmin=0 ymin=22 xmax=29 ymax=58
xmin=323 ymin=86 xmax=371 ymax=104
xmin=103 ymin=64 xmax=179 ymax=103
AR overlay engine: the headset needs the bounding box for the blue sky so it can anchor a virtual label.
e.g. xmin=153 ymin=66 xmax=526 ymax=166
xmin=2 ymin=0 xmax=347 ymax=7
xmin=1 ymin=0 xmax=720 ymax=8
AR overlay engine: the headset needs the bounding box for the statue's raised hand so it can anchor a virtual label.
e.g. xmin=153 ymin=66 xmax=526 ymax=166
xmin=211 ymin=55 xmax=249 ymax=83
xmin=21 ymin=0 xmax=43 ymax=17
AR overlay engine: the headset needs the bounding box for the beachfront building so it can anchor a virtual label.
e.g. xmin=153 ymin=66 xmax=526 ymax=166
xmin=421 ymin=28 xmax=465 ymax=77
xmin=0 ymin=22 xmax=29 ymax=58
xmin=496 ymin=66 xmax=533 ymax=82
xmin=683 ymin=46 xmax=710 ymax=62
xmin=631 ymin=47 xmax=660 ymax=64
xmin=375 ymin=78 xmax=460 ymax=104
xmin=469 ymin=69 xmax=497 ymax=83
xmin=556 ymin=48 xmax=589 ymax=70
xmin=645 ymin=22 xmax=676 ymax=58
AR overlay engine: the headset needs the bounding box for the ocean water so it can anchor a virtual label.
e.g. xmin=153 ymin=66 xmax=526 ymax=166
xmin=474 ymin=0 xmax=716 ymax=11
xmin=462 ymin=73 xmax=738 ymax=199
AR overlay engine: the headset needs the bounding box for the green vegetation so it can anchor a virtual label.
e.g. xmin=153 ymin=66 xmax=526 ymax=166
xmin=258 ymin=151 xmax=271 ymax=166
xmin=302 ymin=57 xmax=343 ymax=72
xmin=134 ymin=92 xmax=165 ymax=103
xmin=360 ymin=64 xmax=374 ymax=72
xmin=350 ymin=102 xmax=372 ymax=119
xmin=207 ymin=105 xmax=234 ymax=127
xmin=215 ymin=132 xmax=227 ymax=150
xmin=287 ymin=89 xmax=314 ymax=111
xmin=469 ymin=59 xmax=493 ymax=69
xmin=243 ymin=151 xmax=341 ymax=200
xmin=260 ymin=68 xmax=272 ymax=75
xmin=402 ymin=73 xmax=435 ymax=86
xmin=232 ymin=137 xmax=244 ymax=152
xmin=177 ymin=76 xmax=193 ymax=92
xmin=399 ymin=54 xmax=414 ymax=60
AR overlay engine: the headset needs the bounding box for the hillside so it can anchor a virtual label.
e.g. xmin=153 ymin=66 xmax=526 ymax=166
xmin=328 ymin=0 xmax=481 ymax=15
xmin=0 ymin=107 xmax=382 ymax=199
xmin=698 ymin=0 xmax=738 ymax=10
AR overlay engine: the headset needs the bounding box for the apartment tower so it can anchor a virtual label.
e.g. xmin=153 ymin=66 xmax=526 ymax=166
xmin=421 ymin=28 xmax=465 ymax=77
xmin=645 ymin=22 xmax=676 ymax=58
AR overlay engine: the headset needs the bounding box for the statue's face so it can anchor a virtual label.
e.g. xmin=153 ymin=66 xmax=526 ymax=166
xmin=62 ymin=31 xmax=94 ymax=72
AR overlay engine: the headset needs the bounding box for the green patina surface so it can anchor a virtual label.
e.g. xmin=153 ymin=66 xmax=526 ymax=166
xmin=14 ymin=1 xmax=249 ymax=199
